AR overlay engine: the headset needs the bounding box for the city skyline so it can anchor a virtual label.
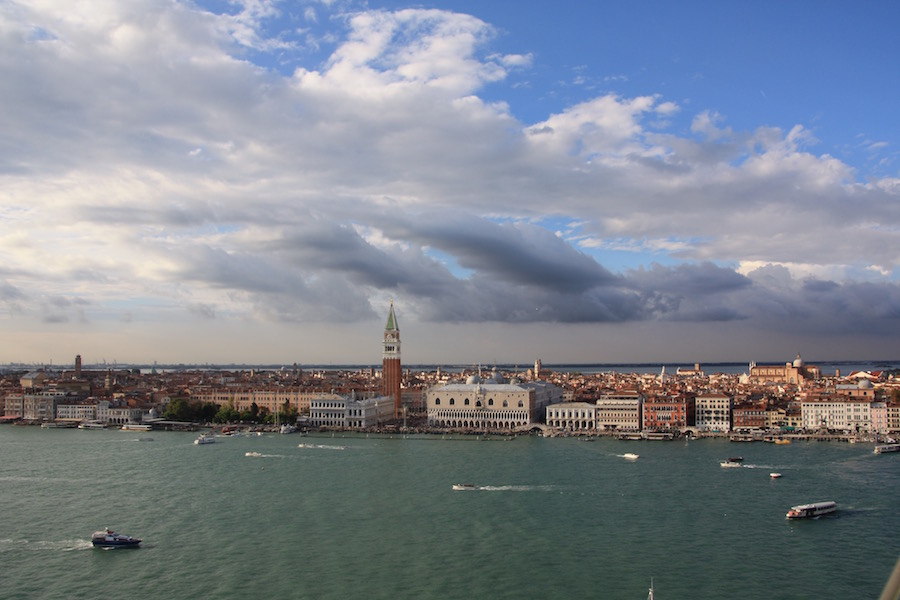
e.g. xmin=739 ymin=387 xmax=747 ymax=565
xmin=2 ymin=1 xmax=899 ymax=366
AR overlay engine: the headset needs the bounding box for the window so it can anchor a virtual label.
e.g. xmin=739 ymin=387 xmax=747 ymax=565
xmin=435 ymin=398 xmax=441 ymax=405
xmin=488 ymin=399 xmax=494 ymax=406
xmin=464 ymin=398 xmax=470 ymax=406
xmin=450 ymin=398 xmax=455 ymax=406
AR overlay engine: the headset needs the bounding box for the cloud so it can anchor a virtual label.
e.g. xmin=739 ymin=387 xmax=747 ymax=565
xmin=0 ymin=0 xmax=898 ymax=362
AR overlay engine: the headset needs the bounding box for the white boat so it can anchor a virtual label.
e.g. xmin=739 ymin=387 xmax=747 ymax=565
xmin=194 ymin=433 xmax=216 ymax=445
xmin=622 ymin=453 xmax=639 ymax=460
xmin=647 ymin=578 xmax=655 ymax=600
xmin=245 ymin=451 xmax=263 ymax=457
xmin=452 ymin=483 xmax=477 ymax=491
xmin=720 ymin=458 xmax=742 ymax=468
xmin=280 ymin=424 xmax=297 ymax=434
xmin=770 ymin=472 xmax=782 ymax=479
xmin=121 ymin=423 xmax=152 ymax=431
xmin=78 ymin=421 xmax=107 ymax=429
xmin=874 ymin=443 xmax=900 ymax=454
xmin=786 ymin=501 xmax=836 ymax=519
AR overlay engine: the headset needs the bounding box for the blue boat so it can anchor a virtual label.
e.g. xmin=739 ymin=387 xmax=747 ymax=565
xmin=91 ymin=529 xmax=142 ymax=548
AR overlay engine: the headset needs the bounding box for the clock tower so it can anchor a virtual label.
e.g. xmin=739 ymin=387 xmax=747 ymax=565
xmin=382 ymin=301 xmax=402 ymax=418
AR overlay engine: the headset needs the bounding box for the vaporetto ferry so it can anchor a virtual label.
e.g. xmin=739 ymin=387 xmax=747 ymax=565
xmin=786 ymin=501 xmax=837 ymax=519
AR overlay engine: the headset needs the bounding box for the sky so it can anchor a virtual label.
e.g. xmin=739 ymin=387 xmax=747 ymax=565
xmin=1 ymin=0 xmax=899 ymax=367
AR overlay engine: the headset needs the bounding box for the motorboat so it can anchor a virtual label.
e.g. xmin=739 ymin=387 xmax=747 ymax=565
xmin=874 ymin=443 xmax=900 ymax=454
xmin=452 ymin=483 xmax=477 ymax=491
xmin=194 ymin=433 xmax=216 ymax=445
xmin=280 ymin=424 xmax=297 ymax=434
xmin=92 ymin=529 xmax=141 ymax=548
xmin=720 ymin=458 xmax=742 ymax=468
xmin=786 ymin=501 xmax=836 ymax=519
xmin=78 ymin=421 xmax=107 ymax=429
xmin=770 ymin=472 xmax=782 ymax=479
xmin=622 ymin=453 xmax=639 ymax=460
xmin=245 ymin=451 xmax=263 ymax=457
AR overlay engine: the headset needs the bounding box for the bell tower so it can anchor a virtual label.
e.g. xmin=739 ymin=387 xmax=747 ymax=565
xmin=382 ymin=301 xmax=402 ymax=418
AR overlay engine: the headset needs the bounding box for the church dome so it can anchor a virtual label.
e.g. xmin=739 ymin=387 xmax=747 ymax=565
xmin=858 ymin=379 xmax=874 ymax=389
xmin=793 ymin=354 xmax=804 ymax=367
xmin=466 ymin=374 xmax=482 ymax=385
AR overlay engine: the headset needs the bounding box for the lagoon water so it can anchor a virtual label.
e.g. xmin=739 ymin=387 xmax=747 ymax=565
xmin=2 ymin=427 xmax=899 ymax=599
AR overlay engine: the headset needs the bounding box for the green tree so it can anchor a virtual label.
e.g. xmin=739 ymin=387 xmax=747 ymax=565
xmin=163 ymin=398 xmax=191 ymax=421
xmin=214 ymin=402 xmax=239 ymax=424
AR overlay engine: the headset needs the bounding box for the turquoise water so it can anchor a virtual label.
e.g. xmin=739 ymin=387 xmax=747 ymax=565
xmin=1 ymin=427 xmax=898 ymax=599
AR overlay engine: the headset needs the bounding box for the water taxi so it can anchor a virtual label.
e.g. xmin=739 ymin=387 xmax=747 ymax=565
xmin=452 ymin=483 xmax=477 ymax=491
xmin=786 ymin=501 xmax=836 ymax=519
xmin=770 ymin=472 xmax=782 ymax=479
xmin=194 ymin=433 xmax=216 ymax=445
xmin=622 ymin=453 xmax=639 ymax=460
xmin=91 ymin=528 xmax=141 ymax=548
xmin=720 ymin=457 xmax=743 ymax=468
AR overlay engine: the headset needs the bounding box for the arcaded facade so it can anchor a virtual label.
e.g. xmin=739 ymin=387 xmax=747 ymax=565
xmin=425 ymin=373 xmax=562 ymax=430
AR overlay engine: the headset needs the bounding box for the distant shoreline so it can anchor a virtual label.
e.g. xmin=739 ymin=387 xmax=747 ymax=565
xmin=3 ymin=359 xmax=898 ymax=375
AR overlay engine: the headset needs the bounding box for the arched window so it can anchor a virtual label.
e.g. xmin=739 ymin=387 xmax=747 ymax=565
xmin=435 ymin=398 xmax=440 ymax=405
xmin=488 ymin=399 xmax=494 ymax=406
xmin=476 ymin=400 xmax=482 ymax=407
xmin=518 ymin=400 xmax=524 ymax=407
xmin=503 ymin=400 xmax=508 ymax=407
xmin=464 ymin=398 xmax=470 ymax=405
xmin=450 ymin=398 xmax=455 ymax=405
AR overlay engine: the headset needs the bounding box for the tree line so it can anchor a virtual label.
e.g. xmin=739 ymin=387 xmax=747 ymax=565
xmin=162 ymin=398 xmax=298 ymax=425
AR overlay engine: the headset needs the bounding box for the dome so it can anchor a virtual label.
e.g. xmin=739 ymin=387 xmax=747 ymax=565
xmin=858 ymin=379 xmax=874 ymax=389
xmin=466 ymin=374 xmax=482 ymax=385
xmin=793 ymin=354 xmax=804 ymax=368
xmin=488 ymin=368 xmax=504 ymax=384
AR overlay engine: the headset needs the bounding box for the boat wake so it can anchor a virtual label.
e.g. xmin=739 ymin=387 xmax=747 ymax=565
xmin=478 ymin=485 xmax=558 ymax=492
xmin=245 ymin=452 xmax=285 ymax=458
xmin=0 ymin=538 xmax=94 ymax=552
xmin=298 ymin=443 xmax=347 ymax=451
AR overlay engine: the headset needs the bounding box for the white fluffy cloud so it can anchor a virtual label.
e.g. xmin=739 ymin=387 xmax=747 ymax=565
xmin=0 ymin=0 xmax=898 ymax=363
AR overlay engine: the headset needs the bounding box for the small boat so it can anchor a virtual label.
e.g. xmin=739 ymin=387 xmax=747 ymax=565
xmin=786 ymin=501 xmax=836 ymax=519
xmin=622 ymin=453 xmax=639 ymax=460
xmin=280 ymin=424 xmax=297 ymax=434
xmin=721 ymin=457 xmax=742 ymax=468
xmin=647 ymin=578 xmax=655 ymax=600
xmin=194 ymin=433 xmax=216 ymax=445
xmin=874 ymin=443 xmax=900 ymax=454
xmin=770 ymin=472 xmax=782 ymax=479
xmin=245 ymin=451 xmax=263 ymax=457
xmin=92 ymin=528 xmax=141 ymax=548
xmin=452 ymin=483 xmax=477 ymax=491
xmin=774 ymin=438 xmax=791 ymax=445
xmin=78 ymin=421 xmax=107 ymax=429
